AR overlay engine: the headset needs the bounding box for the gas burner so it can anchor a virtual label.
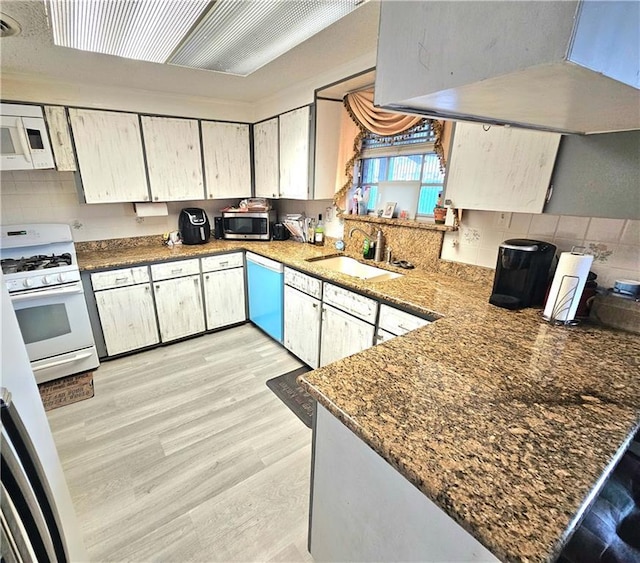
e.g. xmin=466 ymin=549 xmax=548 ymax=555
xmin=1 ymin=253 xmax=73 ymax=273
xmin=1 ymin=258 xmax=19 ymax=274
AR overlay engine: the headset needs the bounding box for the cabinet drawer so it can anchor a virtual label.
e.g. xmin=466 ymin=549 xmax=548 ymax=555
xmin=322 ymin=283 xmax=377 ymax=324
xmin=201 ymin=252 xmax=244 ymax=272
xmin=151 ymin=258 xmax=200 ymax=281
xmin=284 ymin=267 xmax=322 ymax=299
xmin=91 ymin=266 xmax=150 ymax=290
xmin=378 ymin=304 xmax=431 ymax=336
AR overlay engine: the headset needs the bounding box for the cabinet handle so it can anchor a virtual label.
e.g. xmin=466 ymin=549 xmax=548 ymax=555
xmin=375 ymin=334 xmax=383 ymax=341
xmin=144 ymin=195 xmax=149 ymax=201
xmin=171 ymin=269 xmax=183 ymax=274
xmin=398 ymin=324 xmax=411 ymax=332
xmin=205 ymin=275 xmax=209 ymax=280
xmin=312 ymin=303 xmax=318 ymax=309
xmin=115 ymin=277 xmax=128 ymax=283
xmin=154 ymin=196 xmax=159 ymax=201
xmin=209 ymin=194 xmax=213 ymax=198
xmin=155 ymin=285 xmax=160 ymax=290
xmin=144 ymin=286 xmax=149 ymax=292
xmin=193 ymin=278 xmax=198 ymax=284
xmin=220 ymin=261 xmax=228 ymax=267
xmin=56 ymin=131 xmax=64 ymax=146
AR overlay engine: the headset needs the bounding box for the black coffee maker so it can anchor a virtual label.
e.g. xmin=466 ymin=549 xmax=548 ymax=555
xmin=489 ymin=239 xmax=556 ymax=310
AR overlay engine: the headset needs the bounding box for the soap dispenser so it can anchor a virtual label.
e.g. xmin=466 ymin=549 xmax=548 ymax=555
xmin=374 ymin=229 xmax=385 ymax=262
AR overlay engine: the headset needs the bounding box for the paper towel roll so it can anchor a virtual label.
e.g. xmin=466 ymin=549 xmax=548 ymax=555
xmin=543 ymin=252 xmax=594 ymax=323
xmin=134 ymin=202 xmax=168 ymax=217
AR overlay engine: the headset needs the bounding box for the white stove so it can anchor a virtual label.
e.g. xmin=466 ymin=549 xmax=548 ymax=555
xmin=1 ymin=224 xmax=99 ymax=383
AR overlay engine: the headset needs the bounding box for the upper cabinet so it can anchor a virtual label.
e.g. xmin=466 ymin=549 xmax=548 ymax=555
xmin=254 ymin=117 xmax=279 ymax=199
xmin=444 ymin=122 xmax=561 ymax=213
xmin=44 ymin=106 xmax=76 ymax=172
xmin=375 ymin=1 xmax=640 ymax=134
xmin=141 ymin=116 xmax=204 ymax=201
xmin=313 ymin=99 xmax=342 ymax=200
xmin=69 ymin=108 xmax=149 ymax=203
xmin=201 ymin=121 xmax=251 ymax=199
xmin=279 ymin=106 xmax=311 ymax=200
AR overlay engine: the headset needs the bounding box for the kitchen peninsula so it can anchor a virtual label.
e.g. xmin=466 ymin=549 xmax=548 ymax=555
xmin=76 ymin=237 xmax=640 ymax=563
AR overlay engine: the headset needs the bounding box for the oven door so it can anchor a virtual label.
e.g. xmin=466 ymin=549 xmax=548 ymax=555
xmin=10 ymin=282 xmax=95 ymax=365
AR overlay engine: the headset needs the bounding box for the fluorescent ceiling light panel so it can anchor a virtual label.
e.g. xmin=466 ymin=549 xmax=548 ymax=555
xmin=168 ymin=0 xmax=363 ymax=76
xmin=47 ymin=0 xmax=210 ymax=63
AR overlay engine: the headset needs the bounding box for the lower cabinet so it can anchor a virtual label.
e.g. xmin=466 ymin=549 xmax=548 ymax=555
xmin=320 ymin=283 xmax=377 ymax=367
xmin=375 ymin=303 xmax=431 ymax=344
xmin=153 ymin=274 xmax=205 ymax=342
xmin=202 ymin=253 xmax=246 ymax=330
xmin=151 ymin=259 xmax=205 ymax=342
xmin=91 ymin=266 xmax=160 ymax=356
xmin=320 ymin=304 xmax=375 ymax=367
xmin=284 ymin=285 xmax=321 ymax=368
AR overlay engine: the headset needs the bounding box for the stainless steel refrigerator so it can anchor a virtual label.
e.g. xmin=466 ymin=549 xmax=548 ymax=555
xmin=1 ymin=283 xmax=86 ymax=561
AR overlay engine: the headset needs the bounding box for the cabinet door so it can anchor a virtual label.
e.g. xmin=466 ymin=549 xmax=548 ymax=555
xmin=95 ymin=284 xmax=159 ymax=356
xmin=44 ymin=106 xmax=76 ymax=171
xmin=279 ymin=106 xmax=311 ymax=200
xmin=284 ymin=285 xmax=321 ymax=369
xmin=203 ymin=268 xmax=246 ymax=330
xmin=313 ymin=99 xmax=342 ymax=200
xmin=202 ymin=121 xmax=251 ymax=199
xmin=141 ymin=116 xmax=204 ymax=201
xmin=254 ymin=117 xmax=280 ymax=198
xmin=69 ymin=108 xmax=149 ymax=203
xmin=320 ymin=304 xmax=375 ymax=367
xmin=444 ymin=122 xmax=561 ymax=213
xmin=154 ymin=275 xmax=205 ymax=342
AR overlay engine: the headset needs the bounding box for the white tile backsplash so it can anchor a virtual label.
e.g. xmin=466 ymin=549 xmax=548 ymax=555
xmin=445 ymin=210 xmax=640 ymax=290
xmin=586 ymin=218 xmax=625 ymax=242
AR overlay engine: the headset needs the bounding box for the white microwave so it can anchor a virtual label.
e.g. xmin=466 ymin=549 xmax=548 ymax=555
xmin=0 ymin=103 xmax=55 ymax=171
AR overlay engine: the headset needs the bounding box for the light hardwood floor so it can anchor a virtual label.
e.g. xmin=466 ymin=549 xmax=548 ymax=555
xmin=47 ymin=324 xmax=314 ymax=562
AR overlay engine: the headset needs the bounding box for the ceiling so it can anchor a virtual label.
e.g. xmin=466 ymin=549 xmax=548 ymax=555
xmin=0 ymin=0 xmax=380 ymax=103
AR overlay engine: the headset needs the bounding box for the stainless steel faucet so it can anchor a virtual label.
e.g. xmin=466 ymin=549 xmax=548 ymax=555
xmin=348 ymin=227 xmax=372 ymax=241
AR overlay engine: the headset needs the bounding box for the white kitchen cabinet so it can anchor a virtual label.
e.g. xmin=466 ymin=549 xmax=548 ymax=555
xmin=141 ymin=116 xmax=204 ymax=201
xmin=153 ymin=275 xmax=205 ymax=342
xmin=279 ymin=106 xmax=311 ymax=200
xmin=151 ymin=259 xmax=205 ymax=342
xmin=320 ymin=282 xmax=377 ymax=367
xmin=94 ymin=284 xmax=159 ymax=356
xmin=44 ymin=106 xmax=76 ymax=171
xmin=313 ymin=99 xmax=342 ymax=200
xmin=284 ymin=268 xmax=322 ymax=368
xmin=91 ymin=266 xmax=159 ymax=356
xmin=444 ymin=122 xmax=561 ymax=214
xmin=320 ymin=303 xmax=375 ymax=367
xmin=202 ymin=253 xmax=246 ymax=330
xmin=376 ymin=304 xmax=431 ymax=342
xmin=254 ymin=117 xmax=280 ymax=199
xmin=201 ymin=121 xmax=251 ymax=199
xmin=69 ymin=108 xmax=149 ymax=203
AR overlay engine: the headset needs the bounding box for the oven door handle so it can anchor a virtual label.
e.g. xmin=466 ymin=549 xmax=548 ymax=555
xmin=10 ymin=284 xmax=84 ymax=302
xmin=31 ymin=351 xmax=94 ymax=372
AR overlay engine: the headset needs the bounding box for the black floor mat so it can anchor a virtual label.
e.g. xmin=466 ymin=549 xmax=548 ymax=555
xmin=266 ymin=367 xmax=314 ymax=428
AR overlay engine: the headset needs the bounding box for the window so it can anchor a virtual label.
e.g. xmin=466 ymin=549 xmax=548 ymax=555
xmin=354 ymin=122 xmax=445 ymax=217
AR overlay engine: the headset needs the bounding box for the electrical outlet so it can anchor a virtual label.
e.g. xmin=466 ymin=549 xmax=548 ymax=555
xmin=495 ymin=212 xmax=512 ymax=229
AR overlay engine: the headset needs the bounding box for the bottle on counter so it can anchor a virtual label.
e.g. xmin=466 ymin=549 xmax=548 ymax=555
xmin=314 ymin=214 xmax=325 ymax=246
xmin=306 ymin=217 xmax=316 ymax=244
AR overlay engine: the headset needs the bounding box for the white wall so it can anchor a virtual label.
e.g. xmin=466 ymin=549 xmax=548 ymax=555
xmin=442 ymin=210 xmax=640 ymax=288
xmin=0 ymin=170 xmax=239 ymax=242
xmin=1 ymin=73 xmax=254 ymax=122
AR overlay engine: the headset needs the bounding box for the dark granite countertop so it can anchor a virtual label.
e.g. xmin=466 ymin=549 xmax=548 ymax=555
xmin=77 ymin=238 xmax=640 ymax=563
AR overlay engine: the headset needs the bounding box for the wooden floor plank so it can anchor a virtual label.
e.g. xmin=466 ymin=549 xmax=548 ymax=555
xmin=47 ymin=325 xmax=313 ymax=562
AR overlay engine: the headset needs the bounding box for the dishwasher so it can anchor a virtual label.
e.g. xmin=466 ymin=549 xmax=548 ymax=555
xmin=246 ymin=252 xmax=284 ymax=343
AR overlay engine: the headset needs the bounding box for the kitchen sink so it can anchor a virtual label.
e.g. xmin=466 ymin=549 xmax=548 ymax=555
xmin=307 ymin=255 xmax=403 ymax=282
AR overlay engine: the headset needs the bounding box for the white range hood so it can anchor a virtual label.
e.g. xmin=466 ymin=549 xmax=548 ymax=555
xmin=375 ymin=1 xmax=640 ymax=135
